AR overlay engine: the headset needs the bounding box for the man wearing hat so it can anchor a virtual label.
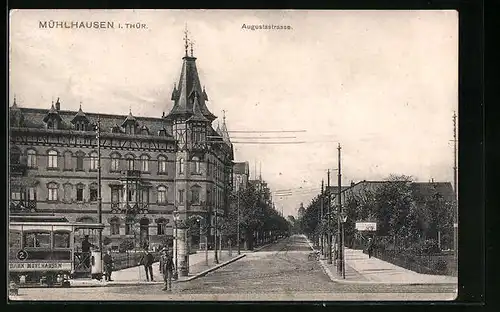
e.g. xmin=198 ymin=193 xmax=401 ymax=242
xmin=159 ymin=246 xmax=175 ymax=291
xmin=103 ymin=249 xmax=114 ymax=282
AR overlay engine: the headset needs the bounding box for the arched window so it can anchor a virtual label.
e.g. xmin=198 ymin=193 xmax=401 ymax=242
xmin=27 ymin=149 xmax=37 ymax=168
xmin=179 ymin=158 xmax=184 ymax=174
xmin=89 ymin=151 xmax=98 ymax=170
xmin=47 ymin=182 xmax=59 ymax=201
xmin=140 ymin=155 xmax=149 ymax=172
xmin=192 ymin=157 xmax=200 ymax=174
xmin=110 ymin=153 xmax=121 ymax=172
xmin=89 ymin=183 xmax=98 ymax=202
xmin=110 ymin=218 xmax=120 ymax=235
xmin=76 ymin=183 xmax=84 ymax=202
xmin=125 ymin=218 xmax=134 ymax=235
xmin=157 ymin=186 xmax=167 ymax=204
xmin=10 ymin=147 xmax=21 ymax=165
xmin=126 ymin=155 xmax=135 ymax=171
xmin=48 ymin=150 xmax=58 ymax=168
xmin=158 ymin=155 xmax=167 ymax=174
xmin=157 ymin=218 xmax=167 ymax=235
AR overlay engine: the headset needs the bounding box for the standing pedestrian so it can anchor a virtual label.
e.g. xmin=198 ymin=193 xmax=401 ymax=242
xmin=367 ymin=237 xmax=373 ymax=258
xmin=139 ymin=247 xmax=155 ymax=282
xmin=159 ymin=247 xmax=174 ymax=291
xmin=103 ymin=249 xmax=114 ymax=282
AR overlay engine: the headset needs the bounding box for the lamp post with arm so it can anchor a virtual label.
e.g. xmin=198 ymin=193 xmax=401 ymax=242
xmin=236 ymin=176 xmax=242 ymax=255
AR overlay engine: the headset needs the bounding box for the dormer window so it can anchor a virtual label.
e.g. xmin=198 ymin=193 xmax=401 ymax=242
xmin=71 ymin=105 xmax=90 ymax=131
xmin=140 ymin=125 xmax=149 ymax=135
xmin=43 ymin=101 xmax=62 ymax=130
xmin=122 ymin=111 xmax=138 ymax=135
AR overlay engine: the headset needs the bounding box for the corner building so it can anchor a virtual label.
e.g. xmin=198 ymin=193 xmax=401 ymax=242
xmin=9 ymin=45 xmax=234 ymax=250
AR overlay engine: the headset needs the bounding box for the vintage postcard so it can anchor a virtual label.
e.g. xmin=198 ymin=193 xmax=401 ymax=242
xmin=8 ymin=9 xmax=458 ymax=301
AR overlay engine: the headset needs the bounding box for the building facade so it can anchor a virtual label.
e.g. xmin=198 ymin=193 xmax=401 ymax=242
xmin=9 ymin=42 xmax=234 ymax=250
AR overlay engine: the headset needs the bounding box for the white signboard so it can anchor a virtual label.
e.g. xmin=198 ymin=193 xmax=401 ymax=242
xmin=9 ymin=262 xmax=72 ymax=271
xmin=355 ymin=222 xmax=377 ymax=232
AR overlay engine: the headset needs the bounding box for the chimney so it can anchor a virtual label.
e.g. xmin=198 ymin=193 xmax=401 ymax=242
xmin=55 ymin=98 xmax=60 ymax=111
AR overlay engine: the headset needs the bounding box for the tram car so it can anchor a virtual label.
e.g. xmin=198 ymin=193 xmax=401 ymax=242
xmin=9 ymin=214 xmax=105 ymax=287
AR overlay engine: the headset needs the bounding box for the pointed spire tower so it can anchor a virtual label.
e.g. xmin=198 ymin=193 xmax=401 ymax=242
xmin=165 ymin=27 xmax=216 ymax=123
xmin=220 ymin=110 xmax=231 ymax=145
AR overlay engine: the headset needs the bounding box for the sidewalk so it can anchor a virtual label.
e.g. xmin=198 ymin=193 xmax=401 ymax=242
xmin=305 ymin=237 xmax=457 ymax=285
xmin=71 ymin=249 xmax=244 ymax=287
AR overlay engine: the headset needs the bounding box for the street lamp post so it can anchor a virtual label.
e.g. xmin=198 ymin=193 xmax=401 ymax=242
xmin=340 ymin=212 xmax=347 ymax=279
xmin=236 ymin=176 xmax=242 ymax=255
xmin=173 ymin=210 xmax=180 ymax=279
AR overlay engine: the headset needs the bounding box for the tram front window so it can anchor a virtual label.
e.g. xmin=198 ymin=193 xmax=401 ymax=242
xmin=24 ymin=232 xmax=50 ymax=248
xmin=53 ymin=232 xmax=70 ymax=248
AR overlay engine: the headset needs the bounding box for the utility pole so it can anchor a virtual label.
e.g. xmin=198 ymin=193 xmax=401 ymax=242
xmin=337 ymin=143 xmax=343 ymax=277
xmin=214 ymin=206 xmax=219 ymax=264
xmin=327 ymin=170 xmax=332 ymax=264
xmin=237 ymin=177 xmax=241 ymax=255
xmin=453 ymin=112 xmax=458 ymax=266
xmin=96 ymin=116 xmax=103 ymax=254
xmin=320 ymin=180 xmax=324 ymax=256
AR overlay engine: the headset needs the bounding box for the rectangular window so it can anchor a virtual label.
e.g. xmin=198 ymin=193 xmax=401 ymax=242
xmin=76 ymin=187 xmax=84 ymax=202
xmin=111 ymin=157 xmax=120 ymax=171
xmin=192 ymin=188 xmax=200 ymax=204
xmin=111 ymin=222 xmax=120 ymax=235
xmin=127 ymin=158 xmax=134 ymax=171
xmin=125 ymin=222 xmax=133 ymax=235
xmin=48 ymin=153 xmax=58 ymax=168
xmin=178 ymin=190 xmax=184 ymax=204
xmin=24 ymin=232 xmax=51 ymax=248
xmin=90 ymin=154 xmax=98 ymax=170
xmin=90 ymin=188 xmax=98 ymax=202
xmin=158 ymin=158 xmax=167 ymax=173
xmin=76 ymin=154 xmax=84 ymax=171
xmin=141 ymin=189 xmax=149 ymax=204
xmin=53 ymin=232 xmax=70 ymax=248
xmin=157 ymin=223 xmax=166 ymax=235
xmin=141 ymin=158 xmax=149 ymax=172
xmin=27 ymin=152 xmax=37 ymax=168
xmin=27 ymin=187 xmax=37 ymax=201
xmin=157 ymin=188 xmax=166 ymax=204
xmin=11 ymin=191 xmax=22 ymax=201
xmin=48 ymin=188 xmax=58 ymax=201
xmin=111 ymin=188 xmax=120 ymax=203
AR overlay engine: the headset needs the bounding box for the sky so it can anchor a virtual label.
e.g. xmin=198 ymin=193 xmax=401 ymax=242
xmin=9 ymin=10 xmax=458 ymax=218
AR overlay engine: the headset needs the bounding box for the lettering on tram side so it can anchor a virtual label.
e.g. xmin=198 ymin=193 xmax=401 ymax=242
xmin=9 ymin=262 xmax=71 ymax=270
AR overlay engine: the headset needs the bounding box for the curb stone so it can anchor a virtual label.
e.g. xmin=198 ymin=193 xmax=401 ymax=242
xmin=62 ymin=254 xmax=247 ymax=288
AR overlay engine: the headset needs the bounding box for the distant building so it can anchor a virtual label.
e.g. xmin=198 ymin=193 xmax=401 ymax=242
xmin=297 ymin=203 xmax=306 ymax=219
xmin=233 ymin=161 xmax=249 ymax=192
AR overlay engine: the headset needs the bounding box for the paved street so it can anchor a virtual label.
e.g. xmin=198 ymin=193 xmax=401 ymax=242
xmin=12 ymin=235 xmax=456 ymax=301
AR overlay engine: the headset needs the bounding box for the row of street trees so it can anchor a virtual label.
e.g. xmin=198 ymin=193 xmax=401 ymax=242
xmin=184 ymin=182 xmax=291 ymax=251
xmin=221 ymin=182 xmax=290 ymax=250
xmin=299 ymin=175 xmax=455 ymax=254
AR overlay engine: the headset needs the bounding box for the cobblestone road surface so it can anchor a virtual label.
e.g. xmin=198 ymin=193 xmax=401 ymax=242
xmin=12 ymin=235 xmax=457 ymax=301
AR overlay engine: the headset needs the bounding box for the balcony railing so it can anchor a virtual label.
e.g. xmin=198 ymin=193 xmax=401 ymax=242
xmin=126 ymin=170 xmax=141 ymax=178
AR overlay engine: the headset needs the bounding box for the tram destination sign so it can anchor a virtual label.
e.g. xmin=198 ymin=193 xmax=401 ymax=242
xmin=9 ymin=262 xmax=72 ymax=271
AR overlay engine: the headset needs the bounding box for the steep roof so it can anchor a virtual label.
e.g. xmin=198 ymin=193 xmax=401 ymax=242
xmin=12 ymin=106 xmax=173 ymax=138
xmin=165 ymin=55 xmax=216 ymax=122
xmin=410 ymin=182 xmax=456 ymax=203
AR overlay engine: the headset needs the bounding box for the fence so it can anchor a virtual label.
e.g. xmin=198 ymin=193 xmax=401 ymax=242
xmin=368 ymin=248 xmax=457 ymax=276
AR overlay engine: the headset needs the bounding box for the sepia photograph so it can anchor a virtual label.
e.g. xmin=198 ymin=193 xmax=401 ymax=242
xmin=8 ymin=9 xmax=458 ymax=301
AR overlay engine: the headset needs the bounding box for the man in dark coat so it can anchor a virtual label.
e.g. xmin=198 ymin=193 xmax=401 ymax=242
xmin=102 ymin=249 xmax=114 ymax=282
xmin=81 ymin=235 xmax=96 ymax=269
xmin=140 ymin=248 xmax=155 ymax=282
xmin=159 ymin=247 xmax=174 ymax=291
